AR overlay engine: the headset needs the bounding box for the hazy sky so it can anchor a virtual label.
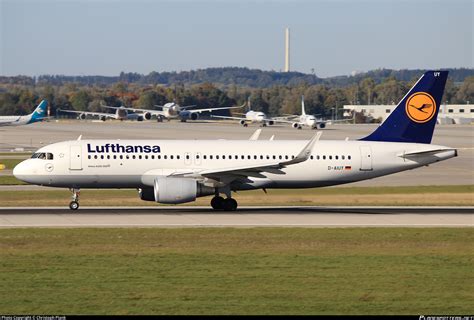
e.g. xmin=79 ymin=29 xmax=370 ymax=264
xmin=0 ymin=0 xmax=472 ymax=77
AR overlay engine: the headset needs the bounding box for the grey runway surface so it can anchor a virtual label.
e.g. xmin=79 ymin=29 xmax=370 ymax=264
xmin=0 ymin=206 xmax=472 ymax=228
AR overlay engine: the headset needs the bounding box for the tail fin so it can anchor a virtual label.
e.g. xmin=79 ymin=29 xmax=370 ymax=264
xmin=301 ymin=95 xmax=306 ymax=116
xmin=360 ymin=71 xmax=448 ymax=144
xmin=29 ymin=100 xmax=48 ymax=123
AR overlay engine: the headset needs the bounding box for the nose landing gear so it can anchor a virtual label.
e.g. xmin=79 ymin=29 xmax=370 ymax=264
xmin=69 ymin=188 xmax=80 ymax=210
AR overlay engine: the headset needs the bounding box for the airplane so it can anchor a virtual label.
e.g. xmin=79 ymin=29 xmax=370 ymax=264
xmin=275 ymin=95 xmax=352 ymax=130
xmin=14 ymin=71 xmax=457 ymax=212
xmin=58 ymin=105 xmax=144 ymax=121
xmin=211 ymin=99 xmax=276 ymax=127
xmin=0 ymin=100 xmax=48 ymax=126
xmin=119 ymin=102 xmax=245 ymax=122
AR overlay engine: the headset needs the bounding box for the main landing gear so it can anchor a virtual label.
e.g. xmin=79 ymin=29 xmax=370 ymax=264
xmin=69 ymin=188 xmax=80 ymax=210
xmin=210 ymin=188 xmax=238 ymax=211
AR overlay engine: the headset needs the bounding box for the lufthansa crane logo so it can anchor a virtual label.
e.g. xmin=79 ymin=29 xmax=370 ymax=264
xmin=405 ymin=92 xmax=436 ymax=123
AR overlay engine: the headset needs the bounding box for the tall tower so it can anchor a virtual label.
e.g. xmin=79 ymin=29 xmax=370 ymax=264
xmin=284 ymin=27 xmax=290 ymax=72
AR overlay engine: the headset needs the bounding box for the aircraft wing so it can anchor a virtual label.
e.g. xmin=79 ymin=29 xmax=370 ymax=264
xmin=58 ymin=109 xmax=115 ymax=119
xmin=185 ymin=102 xmax=246 ymax=114
xmin=170 ymin=132 xmax=322 ymax=184
xmin=119 ymin=106 xmax=166 ymax=116
xmin=210 ymin=115 xmax=246 ymax=121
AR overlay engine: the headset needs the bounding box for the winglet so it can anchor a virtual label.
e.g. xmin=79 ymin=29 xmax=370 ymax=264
xmin=249 ymin=129 xmax=262 ymax=141
xmin=281 ymin=131 xmax=322 ymax=165
xmin=301 ymin=95 xmax=306 ymax=116
xmin=77 ymin=135 xmax=82 ymax=141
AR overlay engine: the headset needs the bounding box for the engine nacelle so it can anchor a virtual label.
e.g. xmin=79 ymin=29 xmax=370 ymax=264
xmin=318 ymin=123 xmax=326 ymax=129
xmin=144 ymin=112 xmax=152 ymax=120
xmin=140 ymin=177 xmax=214 ymax=204
xmin=268 ymin=120 xmax=274 ymax=126
xmin=99 ymin=115 xmax=106 ymax=121
xmin=190 ymin=112 xmax=199 ymax=121
xmin=79 ymin=113 xmax=87 ymax=120
xmin=137 ymin=115 xmax=144 ymax=122
xmin=292 ymin=122 xmax=299 ymax=129
xmin=239 ymin=119 xmax=246 ymax=126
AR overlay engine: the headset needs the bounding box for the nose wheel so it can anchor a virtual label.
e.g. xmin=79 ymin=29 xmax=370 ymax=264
xmin=69 ymin=188 xmax=80 ymax=210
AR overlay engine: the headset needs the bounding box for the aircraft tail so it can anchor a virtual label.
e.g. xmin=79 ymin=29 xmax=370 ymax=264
xmin=360 ymin=71 xmax=448 ymax=144
xmin=301 ymin=95 xmax=306 ymax=116
xmin=29 ymin=100 xmax=48 ymax=123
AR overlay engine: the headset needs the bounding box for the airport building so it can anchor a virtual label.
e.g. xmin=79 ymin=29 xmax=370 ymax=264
xmin=343 ymin=104 xmax=474 ymax=124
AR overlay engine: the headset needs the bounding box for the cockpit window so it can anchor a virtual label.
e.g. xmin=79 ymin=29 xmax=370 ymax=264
xmin=31 ymin=152 xmax=53 ymax=160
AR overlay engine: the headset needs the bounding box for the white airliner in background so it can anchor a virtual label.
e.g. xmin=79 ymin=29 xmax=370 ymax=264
xmin=276 ymin=96 xmax=349 ymax=129
xmin=58 ymin=105 xmax=145 ymax=121
xmin=14 ymin=71 xmax=456 ymax=211
xmin=211 ymin=100 xmax=276 ymax=127
xmin=120 ymin=102 xmax=245 ymax=122
xmin=0 ymin=100 xmax=48 ymax=126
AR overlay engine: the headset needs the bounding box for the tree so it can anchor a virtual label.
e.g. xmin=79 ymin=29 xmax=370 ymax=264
xmin=70 ymin=90 xmax=91 ymax=111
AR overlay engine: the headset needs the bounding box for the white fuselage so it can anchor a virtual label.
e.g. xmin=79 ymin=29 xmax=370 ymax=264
xmin=246 ymin=111 xmax=266 ymax=123
xmin=0 ymin=114 xmax=32 ymax=126
xmin=14 ymin=139 xmax=456 ymax=191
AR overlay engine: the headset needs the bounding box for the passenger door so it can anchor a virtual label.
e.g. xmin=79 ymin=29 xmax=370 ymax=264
xmin=69 ymin=145 xmax=83 ymax=170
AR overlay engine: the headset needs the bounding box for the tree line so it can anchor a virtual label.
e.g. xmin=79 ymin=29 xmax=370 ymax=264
xmin=0 ymin=69 xmax=473 ymax=119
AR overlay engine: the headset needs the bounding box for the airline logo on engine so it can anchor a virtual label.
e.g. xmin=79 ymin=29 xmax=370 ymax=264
xmin=87 ymin=143 xmax=161 ymax=153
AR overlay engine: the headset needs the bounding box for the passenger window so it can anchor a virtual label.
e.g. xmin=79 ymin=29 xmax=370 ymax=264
xmin=342 ymin=155 xmax=345 ymax=160
xmin=120 ymin=155 xmax=123 ymax=160
xmin=317 ymin=155 xmax=320 ymax=160
xmin=94 ymin=155 xmax=98 ymax=159
xmin=291 ymin=155 xmax=295 ymax=159
xmin=272 ymin=155 xmax=276 ymax=160
xmin=241 ymin=155 xmax=245 ymax=159
xmin=132 ymin=155 xmax=135 ymax=159
xmin=254 ymin=155 xmax=257 ymax=160
xmin=88 ymin=155 xmax=91 ymax=159
xmin=107 ymin=155 xmax=110 ymax=159
xmin=222 ymin=155 xmax=226 ymax=159
xmin=247 ymin=155 xmax=251 ymax=160
xmin=203 ymin=155 xmax=207 ymax=160
xmin=310 ymin=155 xmax=314 ymax=160
xmin=158 ymin=155 xmax=161 ymax=159
xmin=210 ymin=155 xmax=213 ymax=160
xmin=266 ymin=155 xmax=270 ymax=160
xmin=186 ymin=155 xmax=190 ymax=160
xmin=171 ymin=155 xmax=174 ymax=159
xmin=126 ymin=155 xmax=129 ymax=159
xmin=323 ymin=155 xmax=326 ymax=160
xmin=216 ymin=155 xmax=220 ymax=160
xmin=348 ymin=155 xmax=351 ymax=160
xmin=285 ymin=155 xmax=288 ymax=160
xmin=335 ymin=156 xmax=338 ymax=160
xmin=329 ymin=156 xmax=332 ymax=160
xmin=177 ymin=155 xmax=180 ymax=160
xmin=260 ymin=155 xmax=264 ymax=160
xmin=164 ymin=155 xmax=167 ymax=159
xmin=145 ymin=155 xmax=148 ymax=159
xmin=279 ymin=155 xmax=282 ymax=160
xmin=151 ymin=155 xmax=154 ymax=159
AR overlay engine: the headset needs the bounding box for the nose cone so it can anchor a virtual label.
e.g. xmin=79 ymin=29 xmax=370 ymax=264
xmin=13 ymin=160 xmax=33 ymax=183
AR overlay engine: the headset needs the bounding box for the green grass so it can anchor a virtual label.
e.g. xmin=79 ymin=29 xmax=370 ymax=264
xmin=0 ymin=176 xmax=27 ymax=185
xmin=0 ymin=228 xmax=472 ymax=314
xmin=0 ymin=185 xmax=472 ymax=206
xmin=0 ymin=158 xmax=23 ymax=170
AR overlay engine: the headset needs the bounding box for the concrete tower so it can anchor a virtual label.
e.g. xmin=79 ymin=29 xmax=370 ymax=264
xmin=284 ymin=27 xmax=290 ymax=72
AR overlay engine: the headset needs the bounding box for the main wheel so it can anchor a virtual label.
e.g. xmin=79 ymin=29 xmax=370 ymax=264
xmin=222 ymin=198 xmax=238 ymax=211
xmin=243 ymin=123 xmax=248 ymax=127
xmin=69 ymin=201 xmax=79 ymax=210
xmin=211 ymin=196 xmax=225 ymax=210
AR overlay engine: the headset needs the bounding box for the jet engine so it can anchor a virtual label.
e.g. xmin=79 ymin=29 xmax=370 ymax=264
xmin=268 ymin=120 xmax=274 ymax=126
xmin=144 ymin=112 xmax=152 ymax=120
xmin=239 ymin=119 xmax=246 ymax=126
xmin=79 ymin=113 xmax=87 ymax=120
xmin=292 ymin=122 xmax=299 ymax=129
xmin=139 ymin=177 xmax=213 ymax=204
xmin=99 ymin=115 xmax=106 ymax=121
xmin=179 ymin=111 xmax=199 ymax=121
xmin=317 ymin=123 xmax=326 ymax=129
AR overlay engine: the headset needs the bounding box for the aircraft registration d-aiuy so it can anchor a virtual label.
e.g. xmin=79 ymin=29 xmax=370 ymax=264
xmin=14 ymin=71 xmax=457 ymax=211
xmin=119 ymin=102 xmax=246 ymax=122
xmin=0 ymin=100 xmax=48 ymax=126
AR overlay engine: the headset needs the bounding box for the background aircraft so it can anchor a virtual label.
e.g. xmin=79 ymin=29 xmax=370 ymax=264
xmin=58 ymin=105 xmax=144 ymax=121
xmin=0 ymin=100 xmax=48 ymax=126
xmin=211 ymin=99 xmax=276 ymax=127
xmin=120 ymin=102 xmax=245 ymax=122
xmin=275 ymin=96 xmax=350 ymax=129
